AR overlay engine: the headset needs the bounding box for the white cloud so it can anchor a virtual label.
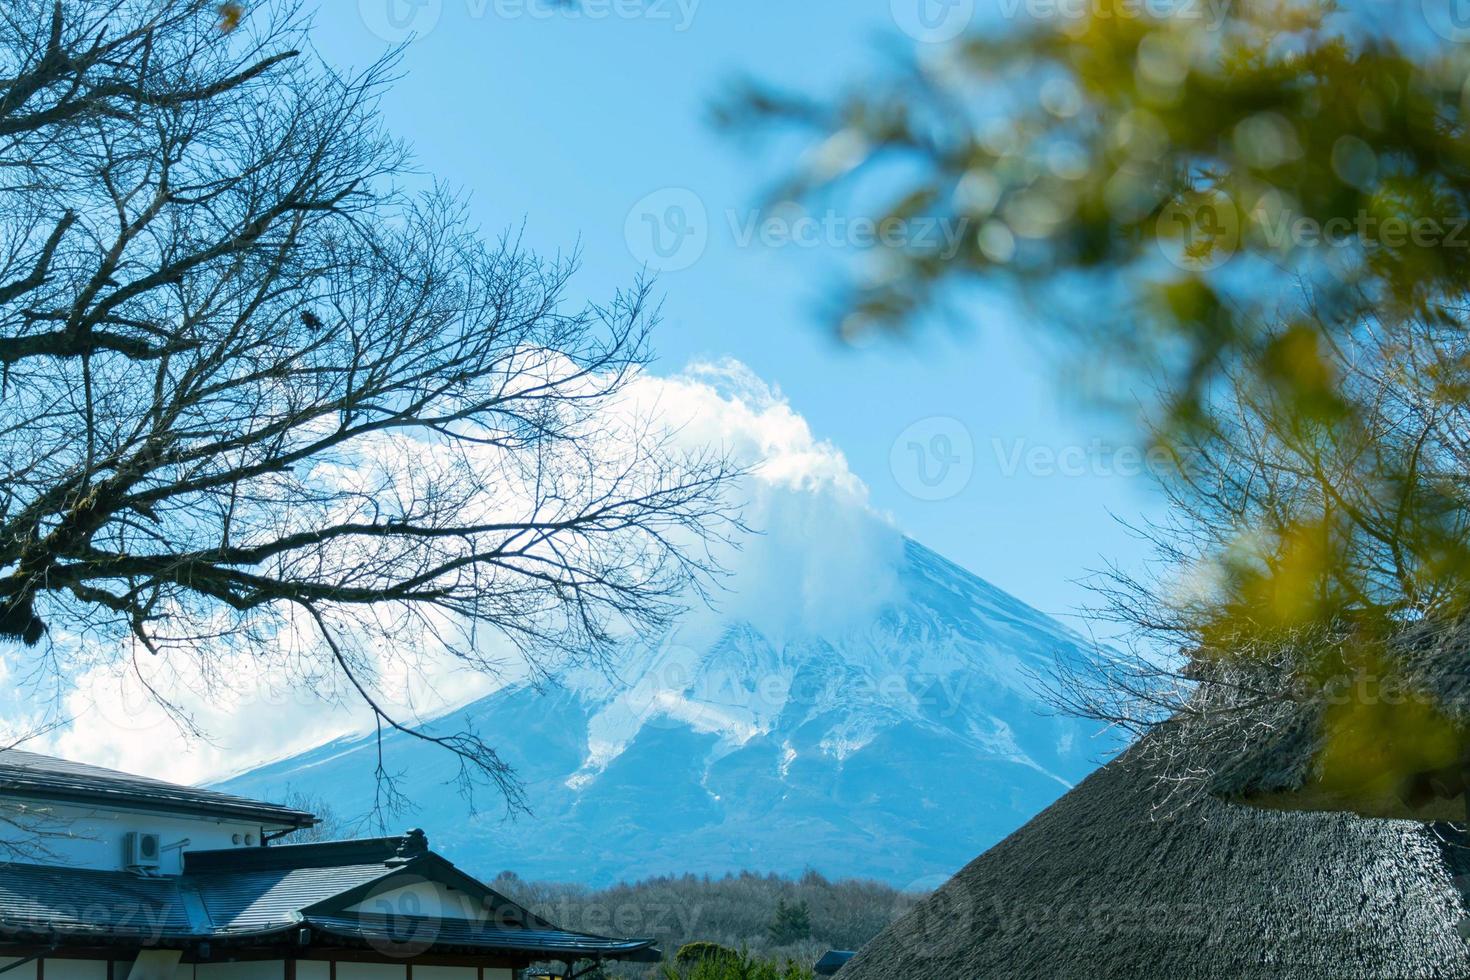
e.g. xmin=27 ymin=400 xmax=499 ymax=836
xmin=13 ymin=358 xmax=902 ymax=786
xmin=624 ymin=358 xmax=902 ymax=641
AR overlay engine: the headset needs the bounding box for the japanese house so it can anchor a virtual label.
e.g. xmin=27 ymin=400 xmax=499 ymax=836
xmin=0 ymin=750 xmax=659 ymax=980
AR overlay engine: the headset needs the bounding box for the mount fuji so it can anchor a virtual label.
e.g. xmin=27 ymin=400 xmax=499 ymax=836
xmin=220 ymin=536 xmax=1108 ymax=887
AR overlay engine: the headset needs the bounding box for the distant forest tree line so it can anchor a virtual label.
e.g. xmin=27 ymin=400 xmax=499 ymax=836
xmin=493 ymin=868 xmax=922 ymax=977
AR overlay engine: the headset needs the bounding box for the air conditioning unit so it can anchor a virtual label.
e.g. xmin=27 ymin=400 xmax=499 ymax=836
xmin=123 ymin=831 xmax=162 ymax=871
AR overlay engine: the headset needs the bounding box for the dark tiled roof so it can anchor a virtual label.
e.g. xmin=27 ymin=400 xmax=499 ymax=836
xmin=185 ymin=836 xmax=409 ymax=873
xmin=307 ymin=914 xmax=658 ymax=958
xmin=0 ymin=862 xmax=193 ymax=940
xmin=0 ymin=835 xmax=658 ymax=963
xmin=0 ymin=750 xmax=315 ymax=828
xmin=189 ymin=863 xmax=396 ymax=931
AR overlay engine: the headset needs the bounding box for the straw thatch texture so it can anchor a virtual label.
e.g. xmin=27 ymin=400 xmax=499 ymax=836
xmin=841 ymin=742 xmax=1470 ymax=979
xmin=1201 ymin=619 xmax=1470 ymax=819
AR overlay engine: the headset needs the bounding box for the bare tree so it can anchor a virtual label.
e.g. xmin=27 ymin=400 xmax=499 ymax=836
xmin=0 ymin=1 xmax=740 ymax=813
xmin=274 ymin=787 xmax=344 ymax=843
xmin=0 ymin=725 xmax=74 ymax=862
xmin=1048 ymin=309 xmax=1470 ymax=803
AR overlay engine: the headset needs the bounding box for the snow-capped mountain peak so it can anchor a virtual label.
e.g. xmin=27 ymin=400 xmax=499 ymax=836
xmin=222 ymin=536 xmax=1105 ymax=886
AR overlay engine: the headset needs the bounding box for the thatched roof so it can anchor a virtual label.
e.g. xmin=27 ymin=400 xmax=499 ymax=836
xmin=1203 ymin=619 xmax=1470 ymax=821
xmin=841 ymin=740 xmax=1470 ymax=980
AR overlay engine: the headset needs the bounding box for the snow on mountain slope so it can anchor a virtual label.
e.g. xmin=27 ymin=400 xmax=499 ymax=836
xmin=220 ymin=536 xmax=1109 ymax=887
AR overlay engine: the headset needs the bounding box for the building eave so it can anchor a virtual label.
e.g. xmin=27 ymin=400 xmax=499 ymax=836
xmin=0 ymin=836 xmax=658 ymax=966
xmin=0 ymin=750 xmax=316 ymax=829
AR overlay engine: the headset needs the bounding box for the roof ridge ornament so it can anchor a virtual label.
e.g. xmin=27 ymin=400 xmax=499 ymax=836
xmin=387 ymin=828 xmax=428 ymax=865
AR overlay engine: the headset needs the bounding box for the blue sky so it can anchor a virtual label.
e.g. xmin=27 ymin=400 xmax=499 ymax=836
xmin=311 ymin=0 xmax=1161 ymax=633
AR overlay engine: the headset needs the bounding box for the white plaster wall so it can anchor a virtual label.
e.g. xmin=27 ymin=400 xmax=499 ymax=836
xmin=194 ymin=963 xmax=285 ymax=980
xmin=14 ymin=961 xmax=512 ymax=980
xmin=46 ymin=961 xmax=108 ymax=980
xmin=345 ymin=881 xmax=495 ymax=922
xmin=332 ymin=965 xmax=402 ymax=980
xmin=413 ymin=967 xmax=476 ymax=980
xmin=335 ymin=971 xmax=507 ymax=980
xmin=12 ymin=800 xmax=290 ymax=873
xmin=0 ymin=960 xmax=36 ymax=980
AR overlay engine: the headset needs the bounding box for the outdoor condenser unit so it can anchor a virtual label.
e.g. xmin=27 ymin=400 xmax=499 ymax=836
xmin=123 ymin=831 xmax=162 ymax=871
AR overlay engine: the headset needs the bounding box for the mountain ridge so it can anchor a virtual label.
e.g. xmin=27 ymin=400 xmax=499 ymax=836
xmin=220 ymin=536 xmax=1109 ymax=886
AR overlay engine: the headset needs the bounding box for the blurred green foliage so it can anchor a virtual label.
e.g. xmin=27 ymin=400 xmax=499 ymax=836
xmin=496 ymin=869 xmax=914 ymax=979
xmin=722 ymin=0 xmax=1470 ymax=804
xmin=675 ymin=942 xmax=742 ymax=967
xmin=660 ymin=950 xmax=812 ymax=980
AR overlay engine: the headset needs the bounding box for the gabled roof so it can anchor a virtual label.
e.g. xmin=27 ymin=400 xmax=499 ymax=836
xmin=286 ymin=839 xmax=658 ymax=960
xmin=841 ymin=737 xmax=1470 ymax=980
xmin=0 ymin=749 xmax=315 ymax=828
xmin=0 ymin=831 xmax=659 ymax=964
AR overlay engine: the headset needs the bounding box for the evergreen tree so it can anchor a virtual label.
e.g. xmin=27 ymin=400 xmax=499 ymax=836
xmin=766 ymin=898 xmax=812 ymax=946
